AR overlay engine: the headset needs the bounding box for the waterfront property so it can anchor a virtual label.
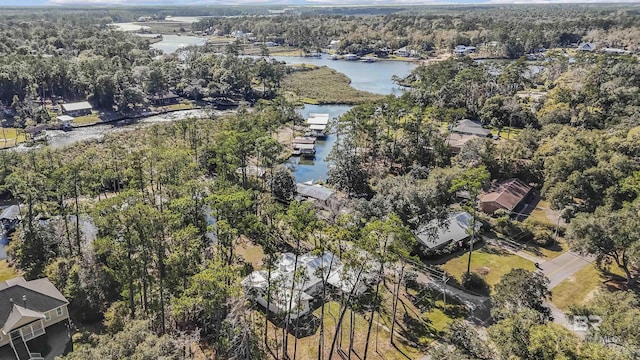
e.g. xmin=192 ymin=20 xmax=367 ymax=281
xmin=61 ymin=102 xmax=92 ymax=117
xmin=56 ymin=115 xmax=74 ymax=131
xmin=148 ymin=91 xmax=180 ymax=106
xmin=293 ymin=143 xmax=316 ymax=157
xmin=241 ymin=251 xmax=368 ymax=320
xmin=415 ymin=212 xmax=481 ymax=252
xmin=0 ymin=277 xmax=71 ymax=360
xmin=479 ymin=178 xmax=532 ymax=215
xmin=393 ymin=46 xmax=417 ymax=57
xmin=296 ymin=183 xmax=336 ymax=206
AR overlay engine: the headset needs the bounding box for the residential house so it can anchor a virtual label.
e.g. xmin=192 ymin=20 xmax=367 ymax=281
xmin=241 ymin=251 xmax=368 ymax=320
xmin=450 ymin=119 xmax=491 ymax=137
xmin=415 ymin=212 xmax=482 ymax=251
xmin=479 ymin=178 xmax=532 ymax=215
xmin=454 ymin=45 xmax=477 ymax=56
xmin=393 ymin=46 xmax=417 ymax=57
xmin=0 ymin=277 xmax=71 ymax=360
xmin=577 ymin=42 xmax=595 ymax=52
xmin=296 ymin=183 xmax=336 ymax=206
xmin=0 ymin=205 xmax=20 ymax=231
xmin=148 ymin=92 xmax=180 ymax=106
xmin=61 ymin=102 xmax=92 ymax=117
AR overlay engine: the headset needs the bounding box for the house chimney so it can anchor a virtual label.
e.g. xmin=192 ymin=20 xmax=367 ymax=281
xmin=9 ymin=298 xmax=13 ymax=305
xmin=22 ymin=295 xmax=27 ymax=308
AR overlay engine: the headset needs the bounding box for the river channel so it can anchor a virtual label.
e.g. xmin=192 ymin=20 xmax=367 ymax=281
xmin=29 ymin=55 xmax=417 ymax=183
xmin=280 ymin=54 xmax=417 ymax=182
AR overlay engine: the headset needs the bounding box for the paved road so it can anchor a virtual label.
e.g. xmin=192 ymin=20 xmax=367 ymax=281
xmin=539 ymin=251 xmax=593 ymax=289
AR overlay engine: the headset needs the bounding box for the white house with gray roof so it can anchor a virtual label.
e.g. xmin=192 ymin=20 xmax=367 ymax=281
xmin=241 ymin=251 xmax=368 ymax=320
xmin=0 ymin=277 xmax=70 ymax=360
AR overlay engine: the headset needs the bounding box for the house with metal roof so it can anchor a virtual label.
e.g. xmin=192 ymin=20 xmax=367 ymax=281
xmin=61 ymin=102 xmax=92 ymax=117
xmin=415 ymin=212 xmax=481 ymax=251
xmin=0 ymin=277 xmax=71 ymax=360
xmin=479 ymin=178 xmax=532 ymax=215
xmin=577 ymin=42 xmax=595 ymax=52
xmin=241 ymin=251 xmax=369 ymax=320
xmin=296 ymin=183 xmax=336 ymax=204
xmin=450 ymin=119 xmax=491 ymax=137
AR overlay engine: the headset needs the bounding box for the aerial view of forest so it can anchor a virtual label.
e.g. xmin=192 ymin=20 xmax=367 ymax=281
xmin=0 ymin=3 xmax=639 ymax=360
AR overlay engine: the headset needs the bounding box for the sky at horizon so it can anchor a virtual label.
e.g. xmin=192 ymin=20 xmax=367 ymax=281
xmin=4 ymin=0 xmax=640 ymax=6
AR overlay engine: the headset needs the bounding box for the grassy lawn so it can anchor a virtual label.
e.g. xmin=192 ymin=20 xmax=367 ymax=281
xmin=441 ymin=244 xmax=535 ymax=290
xmin=263 ymin=300 xmax=424 ymax=360
xmin=0 ymin=260 xmax=18 ymax=282
xmin=73 ymin=113 xmax=102 ymax=126
xmin=153 ymin=102 xmax=197 ymax=112
xmin=525 ymin=237 xmax=567 ymax=260
xmin=552 ymin=264 xmax=626 ymax=311
xmin=0 ymin=128 xmax=26 ymax=149
xmin=237 ymin=241 xmax=265 ymax=270
xmin=282 ymin=66 xmax=384 ymax=105
xmin=259 ymin=275 xmax=468 ymax=360
xmin=489 ymin=126 xmax=524 ymax=140
xmin=269 ymin=49 xmax=308 ymax=57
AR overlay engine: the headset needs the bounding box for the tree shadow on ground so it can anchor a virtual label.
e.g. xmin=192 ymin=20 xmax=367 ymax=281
xmin=254 ymin=304 xmax=322 ymax=339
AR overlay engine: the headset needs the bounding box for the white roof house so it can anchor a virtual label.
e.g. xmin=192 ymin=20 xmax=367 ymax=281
xmin=61 ymin=102 xmax=92 ymax=113
xmin=309 ymin=124 xmax=327 ymax=131
xmin=56 ymin=115 xmax=74 ymax=122
xmin=415 ymin=212 xmax=481 ymax=250
xmin=242 ymin=251 xmax=368 ymax=320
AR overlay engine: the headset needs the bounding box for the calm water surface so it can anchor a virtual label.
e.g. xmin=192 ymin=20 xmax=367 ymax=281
xmin=286 ymin=105 xmax=352 ymax=183
xmin=269 ymin=54 xmax=417 ymax=95
xmin=272 ymin=55 xmax=417 ymax=182
xmin=151 ymin=35 xmax=208 ymax=54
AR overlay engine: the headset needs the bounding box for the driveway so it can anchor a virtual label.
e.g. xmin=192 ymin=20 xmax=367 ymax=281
xmin=539 ymin=251 xmax=593 ymax=289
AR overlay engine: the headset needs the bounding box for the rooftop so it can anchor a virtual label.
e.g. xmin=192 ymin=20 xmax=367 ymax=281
xmin=415 ymin=212 xmax=481 ymax=249
xmin=0 ymin=205 xmax=20 ymax=221
xmin=0 ymin=277 xmax=68 ymax=335
xmin=296 ymin=183 xmax=335 ymax=202
xmin=480 ymin=178 xmax=532 ymax=212
xmin=61 ymin=102 xmax=92 ymax=112
xmin=451 ymin=119 xmax=491 ymax=137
